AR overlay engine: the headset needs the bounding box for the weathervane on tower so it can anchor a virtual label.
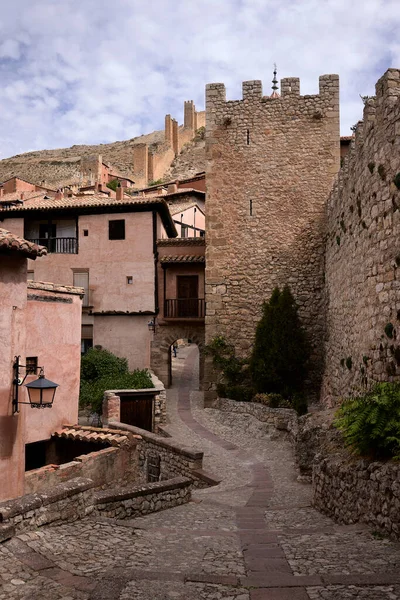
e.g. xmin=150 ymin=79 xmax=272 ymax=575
xmin=271 ymin=64 xmax=280 ymax=98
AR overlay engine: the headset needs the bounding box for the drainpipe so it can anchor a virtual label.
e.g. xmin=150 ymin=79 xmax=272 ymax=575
xmin=152 ymin=211 xmax=159 ymax=316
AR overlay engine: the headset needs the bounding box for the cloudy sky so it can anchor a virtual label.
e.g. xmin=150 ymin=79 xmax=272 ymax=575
xmin=0 ymin=0 xmax=398 ymax=159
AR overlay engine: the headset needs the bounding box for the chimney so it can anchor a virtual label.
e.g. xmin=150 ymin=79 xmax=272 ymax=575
xmin=20 ymin=192 xmax=24 ymax=200
xmin=0 ymin=187 xmax=4 ymax=198
xmin=116 ymin=184 xmax=124 ymax=201
xmin=55 ymin=189 xmax=63 ymax=200
xmin=167 ymin=183 xmax=178 ymax=194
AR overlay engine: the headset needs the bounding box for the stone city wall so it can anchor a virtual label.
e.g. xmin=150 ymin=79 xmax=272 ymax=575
xmin=0 ymin=476 xmax=191 ymax=542
xmin=313 ymin=455 xmax=400 ymax=539
xmin=204 ymin=74 xmax=340 ymax=404
xmin=322 ymin=69 xmax=400 ymax=404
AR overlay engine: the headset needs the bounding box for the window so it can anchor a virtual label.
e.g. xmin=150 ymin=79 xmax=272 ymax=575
xmin=26 ymin=357 xmax=38 ymax=374
xmin=81 ymin=325 xmax=93 ymax=354
xmin=109 ymin=219 xmax=125 ymax=240
xmin=181 ymin=223 xmax=188 ymax=238
xmin=73 ymin=271 xmax=89 ymax=307
xmin=126 ymin=276 xmax=133 ymax=284
xmin=27 ymin=270 xmax=34 ymax=280
xmin=83 ymin=229 xmax=89 ymax=237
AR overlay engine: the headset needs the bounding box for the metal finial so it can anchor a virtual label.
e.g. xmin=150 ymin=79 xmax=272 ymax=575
xmin=272 ymin=63 xmax=278 ymax=91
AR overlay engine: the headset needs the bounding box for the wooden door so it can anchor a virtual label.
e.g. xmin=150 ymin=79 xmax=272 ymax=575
xmin=120 ymin=394 xmax=153 ymax=431
xmin=177 ymin=275 xmax=198 ymax=317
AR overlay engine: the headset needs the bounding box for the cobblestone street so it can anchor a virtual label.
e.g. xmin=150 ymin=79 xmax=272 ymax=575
xmin=2 ymin=345 xmax=400 ymax=599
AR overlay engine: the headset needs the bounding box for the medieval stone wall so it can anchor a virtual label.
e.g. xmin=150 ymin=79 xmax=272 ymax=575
xmin=322 ymin=69 xmax=400 ymax=404
xmin=204 ymin=75 xmax=340 ymax=403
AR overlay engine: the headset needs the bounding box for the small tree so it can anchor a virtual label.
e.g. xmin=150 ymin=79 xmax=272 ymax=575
xmin=80 ymin=347 xmax=154 ymax=414
xmin=250 ymin=286 xmax=309 ymax=400
xmin=106 ymin=179 xmax=119 ymax=192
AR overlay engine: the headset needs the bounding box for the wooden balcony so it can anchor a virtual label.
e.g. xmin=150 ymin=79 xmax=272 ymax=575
xmin=164 ymin=298 xmax=205 ymax=319
xmin=27 ymin=237 xmax=78 ymax=254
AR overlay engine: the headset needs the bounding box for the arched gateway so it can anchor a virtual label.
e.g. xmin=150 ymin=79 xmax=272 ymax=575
xmin=150 ymin=324 xmax=205 ymax=388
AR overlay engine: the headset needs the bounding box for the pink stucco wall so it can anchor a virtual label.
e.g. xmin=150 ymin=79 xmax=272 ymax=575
xmin=0 ymin=256 xmax=27 ymax=501
xmin=2 ymin=212 xmax=157 ymax=372
xmin=94 ymin=315 xmax=151 ymax=370
xmin=22 ymin=212 xmax=155 ymax=313
xmin=24 ymin=287 xmax=82 ymax=444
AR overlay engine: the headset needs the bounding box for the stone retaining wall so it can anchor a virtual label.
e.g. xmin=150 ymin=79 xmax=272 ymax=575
xmin=108 ymin=421 xmax=216 ymax=488
xmin=213 ymin=397 xmax=298 ymax=433
xmin=0 ymin=475 xmax=192 ymax=543
xmin=313 ymin=455 xmax=400 ymax=538
xmin=93 ymin=476 xmax=191 ymax=519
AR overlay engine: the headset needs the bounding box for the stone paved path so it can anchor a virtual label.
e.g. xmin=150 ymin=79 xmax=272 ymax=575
xmin=2 ymin=345 xmax=400 ymax=599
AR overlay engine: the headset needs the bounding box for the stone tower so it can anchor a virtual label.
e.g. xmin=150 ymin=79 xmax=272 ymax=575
xmin=204 ymin=74 xmax=340 ymax=404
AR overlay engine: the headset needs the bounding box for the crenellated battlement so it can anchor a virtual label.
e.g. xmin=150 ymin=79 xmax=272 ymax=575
xmin=206 ymin=74 xmax=339 ymax=108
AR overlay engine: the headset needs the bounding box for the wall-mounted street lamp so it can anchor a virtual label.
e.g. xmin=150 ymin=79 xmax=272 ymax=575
xmin=13 ymin=356 xmax=59 ymax=414
xmin=147 ymin=319 xmax=156 ymax=333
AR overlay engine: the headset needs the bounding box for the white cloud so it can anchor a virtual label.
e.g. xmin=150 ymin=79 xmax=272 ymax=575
xmin=0 ymin=0 xmax=399 ymax=158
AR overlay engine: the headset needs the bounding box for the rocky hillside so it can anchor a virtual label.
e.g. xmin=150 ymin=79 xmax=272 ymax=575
xmin=0 ymin=126 xmax=206 ymax=189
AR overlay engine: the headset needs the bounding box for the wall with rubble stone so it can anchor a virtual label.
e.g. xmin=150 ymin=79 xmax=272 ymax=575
xmin=204 ymin=74 xmax=340 ymax=404
xmin=0 ymin=476 xmax=191 ymax=541
xmin=313 ymin=455 xmax=400 ymax=538
xmin=322 ymin=69 xmax=400 ymax=404
xmin=108 ymin=421 xmax=214 ymax=488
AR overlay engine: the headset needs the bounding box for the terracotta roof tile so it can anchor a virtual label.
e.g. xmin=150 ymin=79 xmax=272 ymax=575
xmin=160 ymin=255 xmax=205 ymax=263
xmin=157 ymin=237 xmax=205 ymax=247
xmin=53 ymin=425 xmax=130 ymax=447
xmin=0 ymin=228 xmax=47 ymax=259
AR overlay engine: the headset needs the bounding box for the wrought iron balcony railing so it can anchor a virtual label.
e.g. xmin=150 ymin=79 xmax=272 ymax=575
xmin=164 ymin=298 xmax=205 ymax=319
xmin=27 ymin=237 xmax=78 ymax=254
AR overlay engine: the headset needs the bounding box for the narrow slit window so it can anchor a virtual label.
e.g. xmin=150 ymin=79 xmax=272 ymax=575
xmin=246 ymin=129 xmax=250 ymax=145
xmin=249 ymin=199 xmax=253 ymax=216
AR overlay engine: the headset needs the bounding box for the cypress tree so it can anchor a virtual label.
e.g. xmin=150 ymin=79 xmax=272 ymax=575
xmin=250 ymin=286 xmax=309 ymax=398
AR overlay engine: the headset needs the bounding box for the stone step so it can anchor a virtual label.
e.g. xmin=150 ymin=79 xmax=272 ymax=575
xmin=0 ymin=523 xmax=15 ymax=543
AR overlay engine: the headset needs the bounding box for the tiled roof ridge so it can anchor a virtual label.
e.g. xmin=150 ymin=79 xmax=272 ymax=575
xmin=157 ymin=237 xmax=205 ymax=246
xmin=160 ymin=255 xmax=205 ymax=263
xmin=0 ymin=228 xmax=47 ymax=259
xmin=28 ymin=281 xmax=85 ymax=296
xmin=169 ymin=201 xmax=205 ymax=216
xmin=54 ymin=424 xmax=141 ymax=447
xmin=2 ymin=193 xmax=170 ymax=212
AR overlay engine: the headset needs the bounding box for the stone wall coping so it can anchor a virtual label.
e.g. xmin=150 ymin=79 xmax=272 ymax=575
xmin=28 ymin=280 xmax=84 ymax=296
xmin=0 ymin=477 xmax=93 ymax=521
xmin=105 ymin=386 xmax=161 ymax=395
xmin=93 ymin=476 xmax=191 ymax=504
xmin=108 ymin=421 xmax=204 ymax=461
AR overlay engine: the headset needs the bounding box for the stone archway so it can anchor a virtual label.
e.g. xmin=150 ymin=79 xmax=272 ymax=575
xmin=150 ymin=324 xmax=205 ymax=389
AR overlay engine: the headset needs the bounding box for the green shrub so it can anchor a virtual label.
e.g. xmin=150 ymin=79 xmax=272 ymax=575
xmin=81 ymin=347 xmax=128 ymax=382
xmin=250 ymin=286 xmax=309 ymax=400
xmin=205 ymin=336 xmax=253 ymax=402
xmin=334 ymin=382 xmax=400 ymax=460
xmin=149 ymin=179 xmax=163 ymax=186
xmin=106 ymin=179 xmax=119 ymax=192
xmin=80 ymin=348 xmax=153 ymax=414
